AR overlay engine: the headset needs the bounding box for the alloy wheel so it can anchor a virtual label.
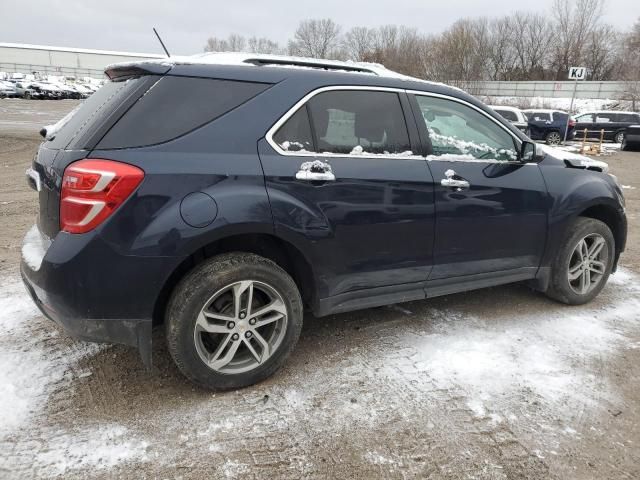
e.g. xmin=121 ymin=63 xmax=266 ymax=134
xmin=567 ymin=234 xmax=608 ymax=295
xmin=193 ymin=280 xmax=288 ymax=374
xmin=614 ymin=132 xmax=624 ymax=144
xmin=546 ymin=132 xmax=561 ymax=145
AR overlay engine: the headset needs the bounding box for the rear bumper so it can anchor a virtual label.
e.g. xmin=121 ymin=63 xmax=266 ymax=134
xmin=20 ymin=225 xmax=185 ymax=366
xmin=21 ymin=264 xmax=153 ymax=364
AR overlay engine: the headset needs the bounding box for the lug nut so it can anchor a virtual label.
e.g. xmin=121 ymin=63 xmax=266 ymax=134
xmin=249 ymin=318 xmax=256 ymax=325
xmin=232 ymin=333 xmax=239 ymax=341
xmin=239 ymin=311 xmax=246 ymax=319
xmin=245 ymin=331 xmax=252 ymax=338
xmin=227 ymin=321 xmax=235 ymax=329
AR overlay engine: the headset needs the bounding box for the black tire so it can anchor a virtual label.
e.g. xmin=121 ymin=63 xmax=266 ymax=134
xmin=166 ymin=252 xmax=303 ymax=390
xmin=614 ymin=131 xmax=625 ymax=144
xmin=24 ymin=92 xmax=31 ymax=100
xmin=545 ymin=218 xmax=614 ymax=305
xmin=545 ymin=131 xmax=562 ymax=145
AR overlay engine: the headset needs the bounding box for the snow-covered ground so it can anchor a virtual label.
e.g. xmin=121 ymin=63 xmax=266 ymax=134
xmin=1 ymin=266 xmax=639 ymax=478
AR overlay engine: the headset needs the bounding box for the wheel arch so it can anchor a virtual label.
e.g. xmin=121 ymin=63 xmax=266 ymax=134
xmin=152 ymin=232 xmax=318 ymax=326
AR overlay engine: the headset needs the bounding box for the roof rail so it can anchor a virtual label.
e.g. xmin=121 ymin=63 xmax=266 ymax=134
xmin=242 ymin=57 xmax=378 ymax=75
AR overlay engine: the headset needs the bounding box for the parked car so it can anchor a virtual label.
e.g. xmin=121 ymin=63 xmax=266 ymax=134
xmin=14 ymin=81 xmax=41 ymax=99
xmin=622 ymin=125 xmax=640 ymax=151
xmin=21 ymin=54 xmax=627 ymax=390
xmin=523 ymin=109 xmax=575 ymax=145
xmin=0 ymin=80 xmax=19 ymax=98
xmin=574 ymin=111 xmax=640 ymax=144
xmin=489 ymin=105 xmax=529 ymax=134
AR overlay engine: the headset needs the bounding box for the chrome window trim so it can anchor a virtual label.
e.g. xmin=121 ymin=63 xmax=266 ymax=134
xmin=264 ymin=85 xmax=426 ymax=161
xmin=265 ymin=85 xmax=534 ymax=165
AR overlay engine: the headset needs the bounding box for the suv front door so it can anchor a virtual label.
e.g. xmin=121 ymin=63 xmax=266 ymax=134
xmin=409 ymin=93 xmax=548 ymax=292
xmin=258 ymin=88 xmax=435 ymax=308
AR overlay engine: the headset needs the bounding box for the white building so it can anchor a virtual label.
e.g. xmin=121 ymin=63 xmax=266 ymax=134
xmin=0 ymin=42 xmax=164 ymax=79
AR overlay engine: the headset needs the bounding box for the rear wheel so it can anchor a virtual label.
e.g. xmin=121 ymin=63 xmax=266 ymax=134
xmin=614 ymin=131 xmax=625 ymax=144
xmin=545 ymin=131 xmax=562 ymax=145
xmin=545 ymin=218 xmax=614 ymax=305
xmin=166 ymin=252 xmax=303 ymax=390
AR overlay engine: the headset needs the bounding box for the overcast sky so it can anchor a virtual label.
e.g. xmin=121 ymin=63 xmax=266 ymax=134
xmin=1 ymin=0 xmax=638 ymax=55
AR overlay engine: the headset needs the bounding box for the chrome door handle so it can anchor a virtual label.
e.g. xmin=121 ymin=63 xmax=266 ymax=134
xmin=295 ymin=160 xmax=335 ymax=182
xmin=441 ymin=169 xmax=470 ymax=189
xmin=296 ymin=170 xmax=336 ymax=181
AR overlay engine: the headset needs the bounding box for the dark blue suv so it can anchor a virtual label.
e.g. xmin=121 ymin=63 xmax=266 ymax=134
xmin=21 ymin=54 xmax=627 ymax=390
xmin=524 ymin=109 xmax=576 ymax=145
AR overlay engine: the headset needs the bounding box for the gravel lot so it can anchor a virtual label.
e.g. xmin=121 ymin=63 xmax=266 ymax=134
xmin=1 ymin=98 xmax=639 ymax=479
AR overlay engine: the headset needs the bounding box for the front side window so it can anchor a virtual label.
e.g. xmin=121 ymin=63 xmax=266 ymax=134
xmin=416 ymin=95 xmax=518 ymax=162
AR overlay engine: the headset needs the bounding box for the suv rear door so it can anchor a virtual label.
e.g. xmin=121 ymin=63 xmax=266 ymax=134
xmin=408 ymin=93 xmax=548 ymax=292
xmin=258 ymin=87 xmax=435 ymax=307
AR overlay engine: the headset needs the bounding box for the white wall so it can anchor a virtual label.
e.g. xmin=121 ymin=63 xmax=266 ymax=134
xmin=0 ymin=43 xmax=164 ymax=78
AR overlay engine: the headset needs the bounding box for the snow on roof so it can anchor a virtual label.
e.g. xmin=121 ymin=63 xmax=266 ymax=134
xmin=106 ymin=52 xmax=461 ymax=91
xmin=0 ymin=42 xmax=164 ymax=59
xmin=578 ymin=110 xmax=639 ymax=115
xmin=523 ymin=108 xmax=564 ymax=113
xmin=488 ymin=105 xmax=522 ymax=111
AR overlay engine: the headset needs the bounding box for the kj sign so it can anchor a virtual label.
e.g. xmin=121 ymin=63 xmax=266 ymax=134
xmin=568 ymin=66 xmax=587 ymax=80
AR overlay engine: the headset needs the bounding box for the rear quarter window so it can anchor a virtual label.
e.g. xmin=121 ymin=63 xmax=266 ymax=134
xmin=495 ymin=109 xmax=518 ymax=122
xmin=97 ymin=77 xmax=270 ymax=149
xmin=45 ymin=78 xmax=145 ymax=150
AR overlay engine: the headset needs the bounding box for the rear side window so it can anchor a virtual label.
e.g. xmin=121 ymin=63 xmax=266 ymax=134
xmin=617 ymin=113 xmax=638 ymax=123
xmin=45 ymin=78 xmax=143 ymax=149
xmin=554 ymin=112 xmax=568 ymax=122
xmin=308 ymin=91 xmax=411 ymax=155
xmin=98 ymin=77 xmax=270 ymax=149
xmin=495 ymin=109 xmax=518 ymax=122
xmin=273 ymin=107 xmax=314 ymax=152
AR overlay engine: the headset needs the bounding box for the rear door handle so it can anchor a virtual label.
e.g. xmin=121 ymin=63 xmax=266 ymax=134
xmin=441 ymin=169 xmax=470 ymax=189
xmin=296 ymin=160 xmax=335 ymax=182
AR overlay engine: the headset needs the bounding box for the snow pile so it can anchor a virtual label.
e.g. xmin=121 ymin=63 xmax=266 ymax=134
xmin=483 ymin=96 xmax=630 ymax=114
xmin=0 ymin=277 xmax=150 ymax=476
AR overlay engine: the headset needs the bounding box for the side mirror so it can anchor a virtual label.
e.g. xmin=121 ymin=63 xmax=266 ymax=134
xmin=520 ymin=141 xmax=543 ymax=163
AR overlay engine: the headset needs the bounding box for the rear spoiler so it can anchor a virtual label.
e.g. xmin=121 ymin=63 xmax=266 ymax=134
xmin=105 ymin=62 xmax=172 ymax=80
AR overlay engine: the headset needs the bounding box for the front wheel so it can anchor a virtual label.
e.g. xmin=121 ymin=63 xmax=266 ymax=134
xmin=614 ymin=131 xmax=625 ymax=144
xmin=545 ymin=131 xmax=562 ymax=145
xmin=545 ymin=218 xmax=614 ymax=305
xmin=166 ymin=252 xmax=303 ymax=390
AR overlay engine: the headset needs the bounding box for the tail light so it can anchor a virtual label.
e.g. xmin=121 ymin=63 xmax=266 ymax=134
xmin=569 ymin=118 xmax=576 ymax=128
xmin=60 ymin=159 xmax=144 ymax=234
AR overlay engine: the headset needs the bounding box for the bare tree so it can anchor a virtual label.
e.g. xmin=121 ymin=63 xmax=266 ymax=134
xmin=551 ymin=0 xmax=604 ymax=79
xmin=620 ymin=18 xmax=640 ymax=109
xmin=343 ymin=27 xmax=376 ymax=61
xmin=204 ymin=34 xmax=247 ymax=52
xmin=288 ymin=19 xmax=342 ymax=59
xmin=247 ymin=37 xmax=281 ymax=54
xmin=584 ymin=25 xmax=621 ymax=80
